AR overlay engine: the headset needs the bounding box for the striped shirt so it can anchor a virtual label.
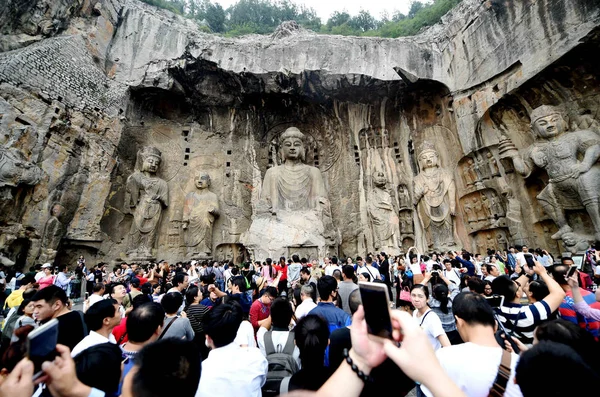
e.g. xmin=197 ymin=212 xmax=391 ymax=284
xmin=184 ymin=304 xmax=210 ymax=334
xmin=559 ymin=288 xmax=600 ymax=339
xmin=495 ymin=300 xmax=552 ymax=345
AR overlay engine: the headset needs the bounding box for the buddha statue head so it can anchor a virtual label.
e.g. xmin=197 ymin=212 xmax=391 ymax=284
xmin=530 ymin=105 xmax=567 ymax=139
xmin=139 ymin=146 xmax=162 ymax=174
xmin=417 ymin=142 xmax=440 ymax=171
xmin=372 ymin=171 xmax=387 ymax=187
xmin=195 ymin=172 xmax=211 ymax=190
xmin=279 ymin=127 xmax=306 ymax=163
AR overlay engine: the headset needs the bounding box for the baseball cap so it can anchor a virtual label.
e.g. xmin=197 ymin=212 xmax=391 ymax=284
xmin=41 ymin=263 xmax=52 ymax=269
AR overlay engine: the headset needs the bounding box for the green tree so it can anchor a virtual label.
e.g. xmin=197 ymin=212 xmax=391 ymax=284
xmin=349 ymin=10 xmax=376 ymax=32
xmin=205 ymin=2 xmax=226 ymax=32
xmin=326 ymin=11 xmax=351 ymax=29
xmin=408 ymin=1 xmax=425 ymax=18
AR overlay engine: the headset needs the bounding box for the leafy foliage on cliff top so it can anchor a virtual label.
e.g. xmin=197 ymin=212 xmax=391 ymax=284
xmin=139 ymin=0 xmax=463 ymax=38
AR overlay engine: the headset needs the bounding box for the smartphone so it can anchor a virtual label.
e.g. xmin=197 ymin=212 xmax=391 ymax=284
xmin=523 ymin=253 xmax=535 ymax=268
xmin=85 ymin=292 xmax=89 ymax=299
xmin=485 ymin=294 xmax=505 ymax=309
xmin=27 ymin=318 xmax=59 ymax=380
xmin=566 ymin=265 xmax=578 ymax=279
xmin=359 ymin=281 xmax=393 ymax=341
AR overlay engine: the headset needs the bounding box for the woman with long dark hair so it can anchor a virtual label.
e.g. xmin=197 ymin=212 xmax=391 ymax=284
xmin=287 ymin=314 xmax=332 ymax=392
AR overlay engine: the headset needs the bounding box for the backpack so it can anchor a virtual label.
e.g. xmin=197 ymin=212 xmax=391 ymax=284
xmin=261 ymin=331 xmax=299 ymax=397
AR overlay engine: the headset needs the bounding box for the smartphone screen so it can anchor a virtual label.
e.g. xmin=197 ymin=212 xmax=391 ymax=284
xmin=566 ymin=265 xmax=578 ymax=278
xmin=524 ymin=253 xmax=535 ymax=268
xmin=359 ymin=282 xmax=393 ymax=340
xmin=27 ymin=318 xmax=59 ymax=379
xmin=485 ymin=294 xmax=504 ymax=309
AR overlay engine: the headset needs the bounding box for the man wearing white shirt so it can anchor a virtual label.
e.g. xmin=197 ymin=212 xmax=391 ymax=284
xmin=83 ymin=282 xmax=105 ymax=312
xmin=363 ymin=256 xmax=381 ymax=280
xmin=295 ymin=284 xmax=317 ymax=320
xmin=442 ymin=259 xmax=461 ymax=286
xmin=197 ymin=302 xmax=267 ymax=397
xmin=71 ymin=298 xmax=121 ymax=357
xmin=421 ymin=293 xmax=523 ymax=397
xmin=324 ymin=257 xmax=341 ymax=277
xmin=514 ymin=244 xmax=527 ymax=267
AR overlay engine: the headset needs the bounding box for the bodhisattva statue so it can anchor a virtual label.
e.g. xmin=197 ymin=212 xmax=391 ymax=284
xmin=500 ymin=105 xmax=600 ymax=242
xmin=368 ymin=172 xmax=401 ymax=254
xmin=124 ymin=147 xmax=169 ymax=259
xmin=242 ymin=127 xmax=335 ymax=260
xmin=413 ymin=142 xmax=457 ymax=251
xmin=182 ymin=172 xmax=220 ymax=258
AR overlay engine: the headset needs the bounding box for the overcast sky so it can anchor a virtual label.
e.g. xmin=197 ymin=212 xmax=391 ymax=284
xmin=214 ymin=0 xmax=415 ymax=21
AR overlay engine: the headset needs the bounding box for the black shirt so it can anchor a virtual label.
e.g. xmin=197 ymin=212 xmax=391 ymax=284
xmin=56 ymin=311 xmax=87 ymax=351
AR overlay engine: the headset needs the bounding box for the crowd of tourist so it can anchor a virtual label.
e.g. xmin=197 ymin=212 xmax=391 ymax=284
xmin=0 ymin=245 xmax=598 ymax=397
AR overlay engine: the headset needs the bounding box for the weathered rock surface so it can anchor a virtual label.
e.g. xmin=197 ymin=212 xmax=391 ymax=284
xmin=0 ymin=0 xmax=599 ymax=266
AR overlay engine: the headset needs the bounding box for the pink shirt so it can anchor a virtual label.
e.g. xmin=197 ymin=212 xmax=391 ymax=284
xmin=38 ymin=275 xmax=55 ymax=289
xmin=261 ymin=266 xmax=274 ymax=283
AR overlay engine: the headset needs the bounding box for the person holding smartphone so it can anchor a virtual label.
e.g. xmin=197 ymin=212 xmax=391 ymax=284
xmin=492 ymin=260 xmax=565 ymax=345
xmin=567 ymin=272 xmax=600 ymax=321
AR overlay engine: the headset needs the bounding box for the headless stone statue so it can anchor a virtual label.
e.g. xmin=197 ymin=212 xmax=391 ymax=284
xmin=501 ymin=105 xmax=600 ymax=242
xmin=413 ymin=142 xmax=457 ymax=251
xmin=124 ymin=146 xmax=169 ymax=259
xmin=183 ymin=172 xmax=220 ymax=258
xmin=368 ymin=172 xmax=401 ymax=254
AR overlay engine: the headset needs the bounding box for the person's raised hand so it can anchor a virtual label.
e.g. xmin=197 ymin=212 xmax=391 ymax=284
xmin=532 ymin=260 xmax=546 ymax=276
xmin=0 ymin=358 xmax=34 ymax=397
xmin=383 ymin=310 xmax=441 ymax=384
xmin=39 ymin=344 xmax=91 ymax=397
xmin=567 ymin=273 xmax=579 ymax=289
xmin=349 ymin=305 xmax=388 ymax=372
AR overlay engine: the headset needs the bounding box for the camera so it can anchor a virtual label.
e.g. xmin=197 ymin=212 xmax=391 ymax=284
xmin=432 ymin=264 xmax=442 ymax=271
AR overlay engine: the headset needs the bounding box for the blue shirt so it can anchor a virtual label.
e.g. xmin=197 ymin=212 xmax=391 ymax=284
xmin=309 ymin=302 xmax=352 ymax=333
xmin=455 ymin=257 xmax=475 ymax=276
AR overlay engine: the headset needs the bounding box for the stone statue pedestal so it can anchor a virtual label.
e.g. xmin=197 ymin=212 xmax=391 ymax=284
xmin=241 ymin=210 xmax=334 ymax=261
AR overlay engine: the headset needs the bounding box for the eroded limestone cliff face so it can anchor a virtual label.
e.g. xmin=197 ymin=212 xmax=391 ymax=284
xmin=0 ymin=0 xmax=599 ymax=265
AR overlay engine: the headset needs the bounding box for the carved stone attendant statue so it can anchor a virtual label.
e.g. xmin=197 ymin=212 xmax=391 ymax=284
xmin=38 ymin=203 xmax=64 ymax=262
xmin=398 ymin=184 xmax=411 ymax=210
xmin=487 ymin=152 xmax=501 ymax=177
xmin=413 ymin=142 xmax=457 ymax=251
xmin=242 ymin=127 xmax=336 ymax=260
xmin=124 ymin=147 xmax=169 ymax=259
xmin=500 ymin=105 xmax=600 ymax=242
xmin=462 ymin=159 xmax=477 ymax=187
xmin=368 ymin=172 xmax=401 ymax=254
xmin=182 ymin=172 xmax=220 ymax=258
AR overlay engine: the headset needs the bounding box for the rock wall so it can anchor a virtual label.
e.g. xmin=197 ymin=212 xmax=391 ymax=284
xmin=0 ymin=0 xmax=599 ymax=265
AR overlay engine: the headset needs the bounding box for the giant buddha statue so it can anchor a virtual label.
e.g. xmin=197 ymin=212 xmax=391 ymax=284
xmin=413 ymin=142 xmax=458 ymax=251
xmin=242 ymin=127 xmax=335 ymax=260
xmin=500 ymin=105 xmax=600 ymax=244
